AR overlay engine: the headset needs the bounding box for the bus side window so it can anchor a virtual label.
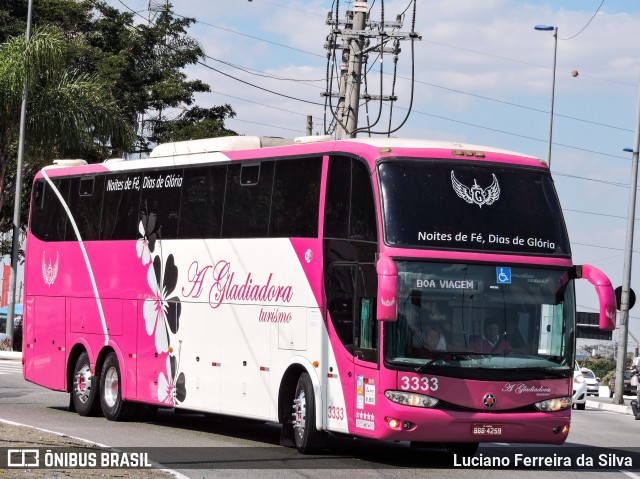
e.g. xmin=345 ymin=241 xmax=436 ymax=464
xmin=354 ymin=264 xmax=378 ymax=363
xmin=349 ymin=160 xmax=376 ymax=242
xmin=179 ymin=165 xmax=225 ymax=239
xmin=324 ymin=158 xmax=350 ymax=239
xmin=222 ymin=162 xmax=274 ymax=238
xmin=324 ymin=156 xmax=376 ymax=242
xmin=101 ymin=173 xmax=142 ymax=240
xmin=30 ymin=179 xmax=69 ymax=242
xmin=269 ymin=157 xmax=322 ymax=238
xmin=139 ymin=169 xmax=183 ymax=240
xmin=66 ymin=176 xmax=104 ymax=241
xmin=326 ymin=264 xmax=357 ymax=352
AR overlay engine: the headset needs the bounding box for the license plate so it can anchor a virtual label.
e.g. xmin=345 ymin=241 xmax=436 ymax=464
xmin=472 ymin=424 xmax=503 ymax=436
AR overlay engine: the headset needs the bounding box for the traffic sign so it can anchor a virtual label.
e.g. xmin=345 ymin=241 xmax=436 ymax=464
xmin=614 ymin=286 xmax=636 ymax=311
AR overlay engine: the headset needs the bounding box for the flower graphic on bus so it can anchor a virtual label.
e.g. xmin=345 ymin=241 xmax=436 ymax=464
xmin=136 ymin=214 xmax=158 ymax=266
xmin=143 ymin=253 xmax=182 ymax=353
xmin=158 ymin=351 xmax=186 ymax=405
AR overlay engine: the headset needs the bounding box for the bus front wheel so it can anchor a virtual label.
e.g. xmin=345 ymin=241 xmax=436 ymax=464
xmin=99 ymin=353 xmax=137 ymax=421
xmin=291 ymin=372 xmax=326 ymax=453
xmin=72 ymin=352 xmax=101 ymax=416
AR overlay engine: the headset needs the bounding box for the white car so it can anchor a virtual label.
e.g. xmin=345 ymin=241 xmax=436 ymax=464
xmin=573 ymin=362 xmax=587 ymax=410
xmin=580 ymin=367 xmax=600 ymax=396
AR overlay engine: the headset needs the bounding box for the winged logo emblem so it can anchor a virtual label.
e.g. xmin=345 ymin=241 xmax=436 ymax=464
xmin=381 ymin=297 xmax=396 ymax=307
xmin=42 ymin=251 xmax=59 ymax=287
xmin=451 ymin=171 xmax=500 ymax=208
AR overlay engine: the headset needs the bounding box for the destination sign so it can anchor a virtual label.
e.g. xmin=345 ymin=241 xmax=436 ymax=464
xmin=415 ymin=279 xmax=479 ymax=291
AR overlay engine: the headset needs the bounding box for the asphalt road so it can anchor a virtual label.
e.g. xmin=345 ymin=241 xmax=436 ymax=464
xmin=1 ymin=359 xmax=639 ymax=479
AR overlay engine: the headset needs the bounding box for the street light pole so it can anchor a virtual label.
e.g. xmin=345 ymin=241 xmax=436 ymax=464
xmin=534 ymin=24 xmax=558 ymax=168
xmin=5 ymin=0 xmax=33 ymax=350
xmin=615 ymin=74 xmax=640 ymax=404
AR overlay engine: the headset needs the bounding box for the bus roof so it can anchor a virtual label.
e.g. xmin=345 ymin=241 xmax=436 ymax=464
xmin=40 ymin=136 xmax=544 ymax=176
xmin=148 ymin=135 xmax=537 ymax=159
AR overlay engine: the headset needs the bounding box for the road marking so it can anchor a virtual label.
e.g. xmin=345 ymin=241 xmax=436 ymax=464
xmin=0 ymin=362 xmax=22 ymax=375
xmin=622 ymin=470 xmax=640 ymax=479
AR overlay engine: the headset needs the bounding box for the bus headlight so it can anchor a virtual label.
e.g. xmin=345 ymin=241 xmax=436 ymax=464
xmin=535 ymin=397 xmax=572 ymax=412
xmin=385 ymin=390 xmax=439 ymax=408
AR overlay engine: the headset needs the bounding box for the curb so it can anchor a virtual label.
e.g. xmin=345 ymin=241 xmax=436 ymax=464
xmin=0 ymin=351 xmax=22 ymax=361
xmin=586 ymin=399 xmax=633 ymax=415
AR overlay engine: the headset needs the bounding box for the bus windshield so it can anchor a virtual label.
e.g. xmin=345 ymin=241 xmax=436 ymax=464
xmin=378 ymin=159 xmax=571 ymax=256
xmin=384 ymin=262 xmax=576 ymax=376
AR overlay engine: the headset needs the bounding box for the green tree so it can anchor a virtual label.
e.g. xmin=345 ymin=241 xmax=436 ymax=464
xmin=0 ymin=26 xmax=134 ymax=232
xmin=7 ymin=1 xmax=237 ymax=153
xmin=152 ymin=105 xmax=237 ymax=144
xmin=81 ymin=1 xmax=236 ymax=153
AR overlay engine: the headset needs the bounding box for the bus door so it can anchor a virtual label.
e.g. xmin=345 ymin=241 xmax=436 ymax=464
xmin=352 ymin=263 xmax=379 ymax=436
xmin=323 ymin=154 xmax=379 ymax=435
xmin=325 ymin=263 xmax=379 ymax=436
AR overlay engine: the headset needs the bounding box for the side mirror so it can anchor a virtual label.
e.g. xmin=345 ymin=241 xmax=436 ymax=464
xmin=575 ymin=264 xmax=616 ymax=331
xmin=376 ymin=254 xmax=398 ymax=321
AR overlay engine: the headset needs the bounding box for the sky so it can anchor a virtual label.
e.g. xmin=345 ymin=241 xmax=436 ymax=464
xmin=106 ymin=0 xmax=640 ymax=350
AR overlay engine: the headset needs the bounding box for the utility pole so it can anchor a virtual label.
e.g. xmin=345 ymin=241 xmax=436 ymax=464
xmin=306 ymin=115 xmax=313 ymax=136
xmin=6 ymin=0 xmax=33 ymax=350
xmin=340 ymin=2 xmax=367 ymax=139
xmin=324 ymin=1 xmax=419 ymax=139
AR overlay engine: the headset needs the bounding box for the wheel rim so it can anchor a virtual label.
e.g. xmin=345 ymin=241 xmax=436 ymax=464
xmin=103 ymin=366 xmax=119 ymax=408
xmin=292 ymin=389 xmax=306 ymax=439
xmin=74 ymin=364 xmax=92 ymax=404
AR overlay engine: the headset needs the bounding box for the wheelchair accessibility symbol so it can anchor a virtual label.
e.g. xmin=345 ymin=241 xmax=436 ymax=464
xmin=496 ymin=267 xmax=511 ymax=284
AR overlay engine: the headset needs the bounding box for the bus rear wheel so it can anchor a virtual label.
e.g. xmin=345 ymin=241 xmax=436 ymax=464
xmin=72 ymin=352 xmax=101 ymax=416
xmin=291 ymin=372 xmax=326 ymax=453
xmin=99 ymin=352 xmax=137 ymax=421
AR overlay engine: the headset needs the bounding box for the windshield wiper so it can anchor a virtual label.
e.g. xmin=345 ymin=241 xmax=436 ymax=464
xmin=414 ymin=359 xmax=441 ymax=373
xmin=517 ymin=367 xmax=569 ymax=378
xmin=413 ymin=351 xmax=479 ymax=373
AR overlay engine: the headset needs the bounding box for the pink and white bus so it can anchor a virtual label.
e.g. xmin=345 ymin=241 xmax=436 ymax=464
xmin=23 ymin=136 xmax=616 ymax=454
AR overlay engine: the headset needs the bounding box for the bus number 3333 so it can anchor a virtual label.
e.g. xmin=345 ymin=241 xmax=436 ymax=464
xmin=399 ymin=375 xmax=439 ymax=392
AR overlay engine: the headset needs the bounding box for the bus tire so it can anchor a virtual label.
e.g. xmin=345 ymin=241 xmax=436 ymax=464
xmin=72 ymin=352 xmax=101 ymax=416
xmin=99 ymin=352 xmax=137 ymax=421
xmin=292 ymin=372 xmax=326 ymax=453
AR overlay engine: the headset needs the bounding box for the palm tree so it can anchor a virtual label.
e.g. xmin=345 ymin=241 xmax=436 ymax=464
xmin=0 ymin=26 xmax=135 ymax=221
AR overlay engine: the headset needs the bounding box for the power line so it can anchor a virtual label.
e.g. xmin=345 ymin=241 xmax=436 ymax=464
xmin=228 ymin=117 xmax=306 ymax=134
xmin=561 ymin=0 xmax=605 ymax=41
xmin=573 ymin=242 xmax=640 ymax=254
xmin=169 ymin=6 xmax=637 ymax=126
xmin=422 ymin=39 xmax=634 ymax=88
xmin=167 ymin=6 xmax=634 ymax=135
xmin=203 ymin=55 xmax=326 ymax=84
xmin=552 ymin=171 xmax=631 ymax=188
xmin=247 ymin=0 xmax=328 ymax=18
xmin=117 ymin=1 xmax=635 ymax=180
xmin=564 ymin=208 xmax=640 ymax=221
xmin=397 ymin=105 xmax=630 ymax=162
xmin=407 ymin=76 xmax=632 ymax=133
xmin=197 ymin=61 xmax=325 ymax=106
xmin=210 ymin=89 xmax=323 ymax=123
xmin=174 ymin=13 xmax=325 ymax=58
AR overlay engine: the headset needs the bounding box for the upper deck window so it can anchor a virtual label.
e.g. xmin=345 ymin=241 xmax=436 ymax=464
xmin=378 ymin=159 xmax=570 ymax=256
